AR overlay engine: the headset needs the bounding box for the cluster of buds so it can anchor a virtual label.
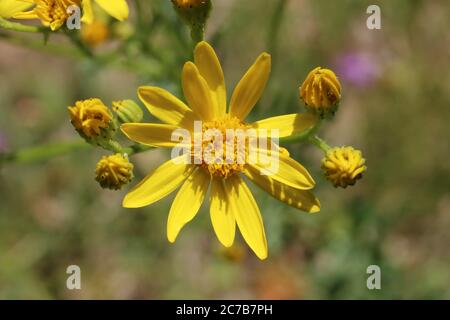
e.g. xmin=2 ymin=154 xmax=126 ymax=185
xmin=299 ymin=67 xmax=366 ymax=188
xmin=68 ymin=98 xmax=143 ymax=144
xmin=68 ymin=97 xmax=143 ymax=190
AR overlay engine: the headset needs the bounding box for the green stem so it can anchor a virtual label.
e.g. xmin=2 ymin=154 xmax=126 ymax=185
xmin=134 ymin=0 xmax=152 ymax=54
xmin=0 ymin=141 xmax=90 ymax=164
xmin=100 ymin=140 xmax=124 ymax=153
xmin=278 ymin=118 xmax=331 ymax=153
xmin=123 ymin=144 xmax=153 ymax=156
xmin=280 ymin=126 xmax=316 ymax=144
xmin=308 ymin=135 xmax=331 ymax=153
xmin=190 ymin=25 xmax=205 ymax=44
xmin=0 ymin=18 xmax=46 ymax=33
xmin=0 ymin=32 xmax=84 ymax=58
xmin=0 ymin=31 xmax=165 ymax=78
xmin=267 ymin=0 xmax=288 ymax=64
xmin=0 ymin=140 xmax=153 ymax=166
xmin=280 ymin=119 xmax=323 ymax=144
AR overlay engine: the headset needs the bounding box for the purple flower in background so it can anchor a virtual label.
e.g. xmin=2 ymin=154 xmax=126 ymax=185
xmin=334 ymin=52 xmax=380 ymax=87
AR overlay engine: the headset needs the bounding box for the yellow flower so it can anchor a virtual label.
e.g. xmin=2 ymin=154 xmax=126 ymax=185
xmin=322 ymin=146 xmax=366 ymax=188
xmin=300 ymin=67 xmax=341 ymax=118
xmin=12 ymin=0 xmax=129 ymax=29
xmin=68 ymin=98 xmax=113 ymax=139
xmin=80 ymin=19 xmax=109 ymax=46
xmin=121 ymin=41 xmax=320 ymax=260
xmin=0 ymin=0 xmax=33 ymax=18
xmin=95 ymin=153 xmax=134 ymax=190
xmin=14 ymin=0 xmax=81 ymax=31
xmin=81 ymin=0 xmax=129 ymax=24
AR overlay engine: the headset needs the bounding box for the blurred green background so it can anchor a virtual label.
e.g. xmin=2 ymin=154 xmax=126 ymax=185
xmin=0 ymin=0 xmax=449 ymax=299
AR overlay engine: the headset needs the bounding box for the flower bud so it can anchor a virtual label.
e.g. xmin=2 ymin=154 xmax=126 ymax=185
xmin=322 ymin=146 xmax=366 ymax=188
xmin=300 ymin=67 xmax=342 ymax=118
xmin=68 ymin=98 xmax=116 ymax=143
xmin=112 ymin=100 xmax=143 ymax=124
xmin=95 ymin=153 xmax=134 ymax=190
xmin=81 ymin=20 xmax=110 ymax=47
xmin=171 ymin=0 xmax=212 ymax=42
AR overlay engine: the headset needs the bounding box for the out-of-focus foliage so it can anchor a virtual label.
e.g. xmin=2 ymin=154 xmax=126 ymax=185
xmin=0 ymin=0 xmax=449 ymax=299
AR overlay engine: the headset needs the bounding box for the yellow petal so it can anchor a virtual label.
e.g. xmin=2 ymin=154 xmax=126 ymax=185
xmin=322 ymin=69 xmax=342 ymax=92
xmin=81 ymin=0 xmax=94 ymax=24
xmin=182 ymin=62 xmax=215 ymax=121
xmin=0 ymin=0 xmax=33 ymax=19
xmin=227 ymin=175 xmax=267 ymax=260
xmin=252 ymin=113 xmax=318 ymax=138
xmin=210 ymin=177 xmax=236 ymax=247
xmin=194 ymin=41 xmax=226 ymax=117
xmin=138 ymin=86 xmax=197 ymax=131
xmin=123 ymin=156 xmax=194 ymax=208
xmin=323 ymin=76 xmax=340 ymax=99
xmin=12 ymin=11 xmax=37 ymax=20
xmin=50 ymin=20 xmax=63 ymax=31
xmin=167 ymin=168 xmax=211 ymax=242
xmin=244 ymin=165 xmax=320 ymax=213
xmin=249 ymin=152 xmax=315 ymax=190
xmin=94 ymin=0 xmax=129 ymax=21
xmin=121 ymin=123 xmax=181 ymax=148
xmin=229 ymin=53 xmax=271 ymax=120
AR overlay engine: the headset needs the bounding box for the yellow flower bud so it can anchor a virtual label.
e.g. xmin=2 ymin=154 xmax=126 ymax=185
xmin=68 ymin=98 xmax=114 ymax=140
xmin=300 ymin=67 xmax=342 ymax=118
xmin=81 ymin=21 xmax=110 ymax=47
xmin=172 ymin=0 xmax=206 ymax=7
xmin=112 ymin=100 xmax=143 ymax=124
xmin=322 ymin=146 xmax=366 ymax=188
xmin=171 ymin=0 xmax=211 ymax=42
xmin=95 ymin=153 xmax=134 ymax=190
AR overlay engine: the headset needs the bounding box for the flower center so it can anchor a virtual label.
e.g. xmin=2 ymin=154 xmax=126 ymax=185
xmin=198 ymin=116 xmax=248 ymax=178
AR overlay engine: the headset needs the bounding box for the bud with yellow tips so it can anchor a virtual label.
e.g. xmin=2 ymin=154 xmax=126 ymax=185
xmin=300 ymin=67 xmax=342 ymax=118
xmin=68 ymin=98 xmax=115 ymax=142
xmin=322 ymin=146 xmax=366 ymax=188
xmin=95 ymin=153 xmax=134 ymax=190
